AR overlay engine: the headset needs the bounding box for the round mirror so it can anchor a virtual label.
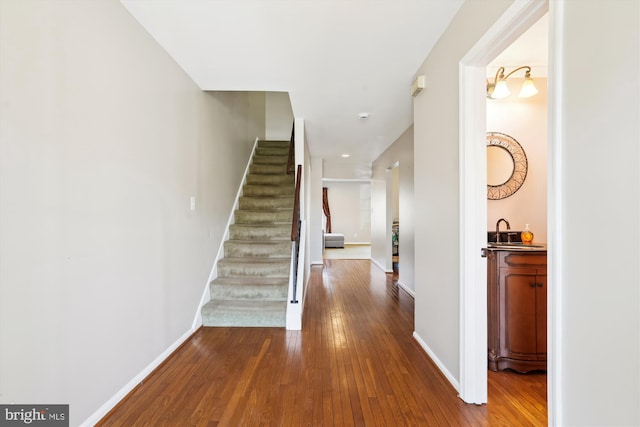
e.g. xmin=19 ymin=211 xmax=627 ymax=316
xmin=487 ymin=145 xmax=514 ymax=186
xmin=487 ymin=132 xmax=528 ymax=200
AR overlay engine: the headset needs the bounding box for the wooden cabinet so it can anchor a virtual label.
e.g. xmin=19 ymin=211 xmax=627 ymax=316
xmin=488 ymin=250 xmax=547 ymax=373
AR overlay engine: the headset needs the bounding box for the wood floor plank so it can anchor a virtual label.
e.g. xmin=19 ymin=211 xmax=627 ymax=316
xmin=98 ymin=260 xmax=547 ymax=426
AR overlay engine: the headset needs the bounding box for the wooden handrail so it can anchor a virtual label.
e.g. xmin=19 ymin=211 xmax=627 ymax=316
xmin=291 ymin=164 xmax=302 ymax=241
xmin=287 ymin=123 xmax=295 ymax=175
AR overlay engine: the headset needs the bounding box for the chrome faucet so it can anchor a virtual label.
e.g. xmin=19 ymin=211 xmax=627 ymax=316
xmin=495 ymin=218 xmax=511 ymax=243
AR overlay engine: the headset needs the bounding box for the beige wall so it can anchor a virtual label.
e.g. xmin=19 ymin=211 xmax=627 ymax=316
xmin=323 ymin=181 xmax=371 ymax=243
xmin=554 ymin=1 xmax=639 ymax=424
xmin=0 ymin=1 xmax=265 ymax=425
xmin=371 ymin=126 xmax=415 ymax=291
xmin=414 ymin=0 xmax=640 ymax=424
xmin=413 ymin=0 xmax=513 ymax=382
xmin=487 ymin=78 xmax=548 ymax=241
xmin=265 ymin=92 xmax=293 ymax=140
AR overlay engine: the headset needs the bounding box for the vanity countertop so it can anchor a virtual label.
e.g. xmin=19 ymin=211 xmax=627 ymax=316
xmin=486 ymin=243 xmax=547 ymax=251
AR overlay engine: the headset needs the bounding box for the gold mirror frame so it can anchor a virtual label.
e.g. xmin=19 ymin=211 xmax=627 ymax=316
xmin=487 ymin=132 xmax=528 ymax=200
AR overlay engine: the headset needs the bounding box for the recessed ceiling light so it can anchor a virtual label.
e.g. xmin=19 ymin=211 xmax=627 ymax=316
xmin=341 ymin=154 xmax=350 ymax=158
xmin=358 ymin=112 xmax=369 ymax=119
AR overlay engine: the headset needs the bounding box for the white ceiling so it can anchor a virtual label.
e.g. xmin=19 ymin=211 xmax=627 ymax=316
xmin=121 ymin=0 xmax=465 ymax=168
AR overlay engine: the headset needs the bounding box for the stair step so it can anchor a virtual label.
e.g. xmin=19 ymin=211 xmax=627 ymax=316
xmin=229 ymin=224 xmax=291 ymax=240
xmin=255 ymin=147 xmax=290 ymax=157
xmin=250 ymin=164 xmax=287 ymax=175
xmin=253 ymin=155 xmax=288 ymax=165
xmin=210 ymin=277 xmax=289 ymax=300
xmin=234 ymin=209 xmax=292 ymax=224
xmin=224 ymin=240 xmax=292 ymax=258
xmin=243 ymin=185 xmax=294 ymax=197
xmin=257 ymin=140 xmax=290 ymax=149
xmin=218 ymin=258 xmax=290 ymax=278
xmin=239 ymin=196 xmax=293 ymax=210
xmin=201 ymin=300 xmax=286 ymax=327
xmin=246 ymin=173 xmax=294 ymax=186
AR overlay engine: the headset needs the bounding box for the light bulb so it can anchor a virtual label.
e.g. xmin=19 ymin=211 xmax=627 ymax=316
xmin=519 ymin=77 xmax=538 ymax=98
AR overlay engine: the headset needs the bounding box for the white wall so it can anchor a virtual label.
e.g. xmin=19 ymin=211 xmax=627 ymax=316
xmin=323 ymin=181 xmax=371 ymax=243
xmin=265 ymin=92 xmax=293 ymax=140
xmin=553 ymin=1 xmax=639 ymax=424
xmin=412 ymin=0 xmax=513 ymax=384
xmin=371 ymin=126 xmax=415 ymax=291
xmin=0 ymin=1 xmax=265 ymax=425
xmin=487 ymin=78 xmax=548 ymax=241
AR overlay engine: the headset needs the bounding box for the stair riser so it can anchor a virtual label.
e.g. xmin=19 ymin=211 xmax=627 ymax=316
xmin=225 ymin=242 xmax=292 ymax=258
xmin=210 ymin=283 xmax=288 ymax=300
xmin=218 ymin=261 xmax=290 ymax=278
xmin=246 ymin=174 xmax=294 ymax=185
xmin=243 ymin=186 xmax=294 ymax=197
xmin=255 ymin=147 xmax=290 ymax=157
xmin=234 ymin=210 xmax=293 ymax=224
xmin=202 ymin=311 xmax=286 ymax=327
xmin=253 ymin=155 xmax=288 ymax=165
xmin=239 ymin=197 xmax=293 ymax=210
xmin=250 ymin=164 xmax=287 ymax=175
xmin=257 ymin=141 xmax=290 ymax=149
xmin=229 ymin=225 xmax=290 ymax=240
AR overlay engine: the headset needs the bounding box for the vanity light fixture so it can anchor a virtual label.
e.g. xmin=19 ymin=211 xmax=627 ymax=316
xmin=486 ymin=65 xmax=538 ymax=99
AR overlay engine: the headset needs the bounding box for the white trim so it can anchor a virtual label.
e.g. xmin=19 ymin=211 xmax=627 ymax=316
xmin=311 ymin=261 xmax=324 ymax=265
xmin=397 ymin=281 xmax=415 ymax=298
xmin=458 ymin=0 xmax=548 ymax=406
xmin=370 ymin=257 xmax=393 ymax=273
xmin=547 ymin=1 xmax=563 ymax=424
xmin=80 ymin=327 xmax=197 ymax=427
xmin=413 ymin=332 xmax=460 ymax=393
xmin=193 ymin=137 xmax=260 ymax=329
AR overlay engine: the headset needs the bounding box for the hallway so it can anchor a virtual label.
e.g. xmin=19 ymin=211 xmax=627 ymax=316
xmin=99 ymin=260 xmax=546 ymax=426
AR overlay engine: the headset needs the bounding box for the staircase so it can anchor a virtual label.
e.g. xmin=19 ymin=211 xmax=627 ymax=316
xmin=201 ymin=140 xmax=294 ymax=327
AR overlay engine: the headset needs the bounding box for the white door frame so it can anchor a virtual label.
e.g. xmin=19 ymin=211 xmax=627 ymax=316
xmin=458 ymin=0 xmax=549 ymax=406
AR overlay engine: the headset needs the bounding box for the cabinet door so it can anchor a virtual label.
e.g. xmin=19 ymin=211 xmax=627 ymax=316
xmin=535 ymin=274 xmax=547 ymax=356
xmin=500 ymin=268 xmax=538 ymax=359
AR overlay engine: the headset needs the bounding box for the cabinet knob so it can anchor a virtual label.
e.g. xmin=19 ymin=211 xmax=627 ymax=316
xmin=537 ymin=283 xmax=543 ymax=287
xmin=530 ymin=283 xmax=536 ymax=288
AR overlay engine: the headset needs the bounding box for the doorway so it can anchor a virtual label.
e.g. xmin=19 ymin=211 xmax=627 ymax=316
xmin=458 ymin=0 xmax=550 ymax=407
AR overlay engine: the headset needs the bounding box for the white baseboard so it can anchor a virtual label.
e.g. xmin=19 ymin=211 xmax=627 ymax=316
xmin=412 ymin=331 xmax=460 ymax=393
xmin=311 ymin=260 xmax=324 ymax=265
xmin=80 ymin=327 xmax=197 ymax=427
xmin=370 ymin=257 xmax=393 ymax=273
xmin=397 ymin=281 xmax=415 ymax=298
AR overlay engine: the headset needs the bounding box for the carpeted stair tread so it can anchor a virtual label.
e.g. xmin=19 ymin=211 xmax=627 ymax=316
xmin=210 ymin=277 xmax=288 ymax=300
xmin=243 ymin=184 xmax=294 ymax=197
xmin=257 ymin=140 xmax=290 ymax=148
xmin=229 ymin=224 xmax=291 ymax=240
xmin=239 ymin=196 xmax=293 ymax=210
xmin=255 ymin=147 xmax=290 ymax=156
xmin=253 ymin=155 xmax=288 ymax=165
xmin=224 ymin=240 xmax=291 ymax=258
xmin=246 ymin=174 xmax=294 ymax=185
xmin=250 ymin=164 xmax=288 ymax=175
xmin=217 ymin=257 xmax=290 ymax=278
xmin=201 ymin=300 xmax=286 ymax=327
xmin=234 ymin=209 xmax=293 ymax=224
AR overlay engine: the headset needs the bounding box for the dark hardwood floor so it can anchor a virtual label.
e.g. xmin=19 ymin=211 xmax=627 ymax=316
xmin=98 ymin=259 xmax=547 ymax=426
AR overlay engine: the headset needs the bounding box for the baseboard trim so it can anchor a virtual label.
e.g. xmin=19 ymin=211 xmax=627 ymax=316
xmin=412 ymin=331 xmax=460 ymax=393
xmin=397 ymin=281 xmax=415 ymax=298
xmin=311 ymin=260 xmax=324 ymax=265
xmin=370 ymin=257 xmax=392 ymax=273
xmin=81 ymin=327 xmax=200 ymax=426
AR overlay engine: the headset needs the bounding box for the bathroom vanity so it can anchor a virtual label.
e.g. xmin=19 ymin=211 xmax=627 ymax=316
xmin=487 ymin=246 xmax=547 ymax=373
